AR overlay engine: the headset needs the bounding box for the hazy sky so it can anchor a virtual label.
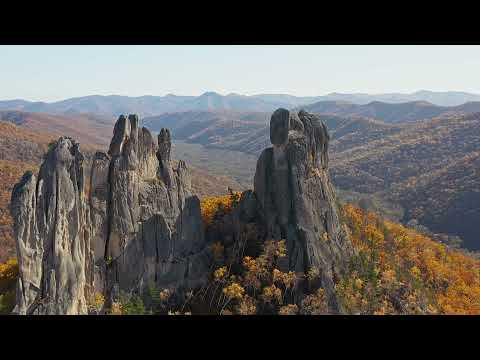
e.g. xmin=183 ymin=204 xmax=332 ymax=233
xmin=2 ymin=45 xmax=480 ymax=102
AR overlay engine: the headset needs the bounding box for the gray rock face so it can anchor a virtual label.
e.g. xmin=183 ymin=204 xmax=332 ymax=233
xmin=91 ymin=115 xmax=210 ymax=304
xmin=252 ymin=108 xmax=353 ymax=312
xmin=270 ymin=108 xmax=290 ymax=145
xmin=11 ymin=115 xmax=210 ymax=314
xmin=10 ymin=137 xmax=93 ymax=314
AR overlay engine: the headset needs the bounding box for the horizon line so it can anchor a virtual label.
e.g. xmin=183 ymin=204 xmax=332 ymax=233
xmin=2 ymin=89 xmax=480 ymax=104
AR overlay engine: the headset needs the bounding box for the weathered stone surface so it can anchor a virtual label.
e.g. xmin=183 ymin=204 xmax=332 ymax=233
xmin=91 ymin=115 xmax=210 ymax=304
xmin=251 ymin=108 xmax=353 ymax=312
xmin=270 ymin=108 xmax=290 ymax=145
xmin=12 ymin=115 xmax=211 ymax=314
xmin=11 ymin=137 xmax=93 ymax=314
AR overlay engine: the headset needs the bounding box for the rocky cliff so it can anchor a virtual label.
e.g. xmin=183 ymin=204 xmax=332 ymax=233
xmin=230 ymin=109 xmax=353 ymax=312
xmin=11 ymin=115 xmax=211 ymax=314
xmin=91 ymin=115 xmax=210 ymax=306
xmin=11 ymin=137 xmax=93 ymax=314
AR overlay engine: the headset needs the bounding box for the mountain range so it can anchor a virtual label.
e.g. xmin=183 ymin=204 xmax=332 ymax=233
xmin=3 ymin=90 xmax=480 ymax=117
xmin=301 ymin=100 xmax=480 ymax=123
xmin=1 ymin=94 xmax=479 ymax=251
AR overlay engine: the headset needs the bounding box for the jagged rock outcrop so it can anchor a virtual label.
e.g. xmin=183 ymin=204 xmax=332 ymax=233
xmin=91 ymin=115 xmax=210 ymax=306
xmin=11 ymin=115 xmax=211 ymax=314
xmin=235 ymin=108 xmax=353 ymax=312
xmin=10 ymin=137 xmax=93 ymax=314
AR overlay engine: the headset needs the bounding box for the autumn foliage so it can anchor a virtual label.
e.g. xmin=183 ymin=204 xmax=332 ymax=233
xmin=338 ymin=204 xmax=480 ymax=314
xmin=206 ymin=239 xmax=329 ymax=315
xmin=0 ymin=257 xmax=18 ymax=314
xmin=198 ymin=194 xmax=480 ymax=315
xmin=200 ymin=191 xmax=241 ymax=227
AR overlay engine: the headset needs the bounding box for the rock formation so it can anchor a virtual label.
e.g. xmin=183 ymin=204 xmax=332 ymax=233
xmin=10 ymin=108 xmax=351 ymax=314
xmin=234 ymin=109 xmax=353 ymax=312
xmin=10 ymin=137 xmax=93 ymax=314
xmin=91 ymin=115 xmax=210 ymax=304
xmin=11 ymin=115 xmax=211 ymax=314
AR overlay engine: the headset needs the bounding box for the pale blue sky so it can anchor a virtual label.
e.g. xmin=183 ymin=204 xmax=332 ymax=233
xmin=2 ymin=45 xmax=480 ymax=102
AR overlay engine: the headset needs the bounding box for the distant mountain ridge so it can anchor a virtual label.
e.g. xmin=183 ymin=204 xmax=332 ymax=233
xmin=301 ymin=100 xmax=480 ymax=123
xmin=302 ymin=90 xmax=480 ymax=106
xmin=2 ymin=90 xmax=480 ymax=117
xmin=0 ymin=93 xmax=303 ymax=117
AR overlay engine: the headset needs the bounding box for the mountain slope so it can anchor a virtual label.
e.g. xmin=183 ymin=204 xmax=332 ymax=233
xmin=330 ymin=113 xmax=480 ymax=249
xmin=143 ymin=110 xmax=269 ymax=154
xmin=0 ymin=111 xmax=114 ymax=147
xmin=387 ymin=150 xmax=480 ymax=249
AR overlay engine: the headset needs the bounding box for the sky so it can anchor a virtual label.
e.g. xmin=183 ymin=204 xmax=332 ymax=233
xmin=2 ymin=45 xmax=480 ymax=102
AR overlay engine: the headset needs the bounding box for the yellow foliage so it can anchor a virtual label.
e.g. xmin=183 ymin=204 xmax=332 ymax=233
xmin=110 ymin=302 xmax=122 ymax=315
xmin=214 ymin=267 xmax=227 ymax=281
xmin=339 ymin=204 xmax=480 ymax=315
xmin=262 ymin=285 xmax=282 ymax=304
xmin=200 ymin=192 xmax=241 ymax=227
xmin=301 ymin=288 xmax=329 ymax=315
xmin=237 ymin=296 xmax=257 ymax=315
xmin=0 ymin=257 xmax=18 ymax=285
xmin=279 ymin=304 xmax=299 ymax=315
xmin=222 ymin=282 xmax=245 ymax=300
xmin=306 ymin=266 xmax=320 ymax=281
xmin=273 ymin=269 xmax=297 ymax=289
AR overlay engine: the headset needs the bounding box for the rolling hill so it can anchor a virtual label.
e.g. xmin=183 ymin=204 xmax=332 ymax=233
xmin=0 ymin=110 xmax=114 ymax=148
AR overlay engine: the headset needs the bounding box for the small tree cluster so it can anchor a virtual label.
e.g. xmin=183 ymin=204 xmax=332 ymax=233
xmin=207 ymin=239 xmax=329 ymax=315
xmin=200 ymin=191 xmax=241 ymax=228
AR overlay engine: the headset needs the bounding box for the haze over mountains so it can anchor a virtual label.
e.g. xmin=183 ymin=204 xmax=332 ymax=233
xmin=3 ymin=90 xmax=480 ymax=117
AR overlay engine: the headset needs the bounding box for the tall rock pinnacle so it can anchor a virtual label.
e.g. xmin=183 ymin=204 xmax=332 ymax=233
xmin=251 ymin=108 xmax=352 ymax=311
xmin=91 ymin=115 xmax=210 ymax=305
xmin=10 ymin=137 xmax=93 ymax=314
